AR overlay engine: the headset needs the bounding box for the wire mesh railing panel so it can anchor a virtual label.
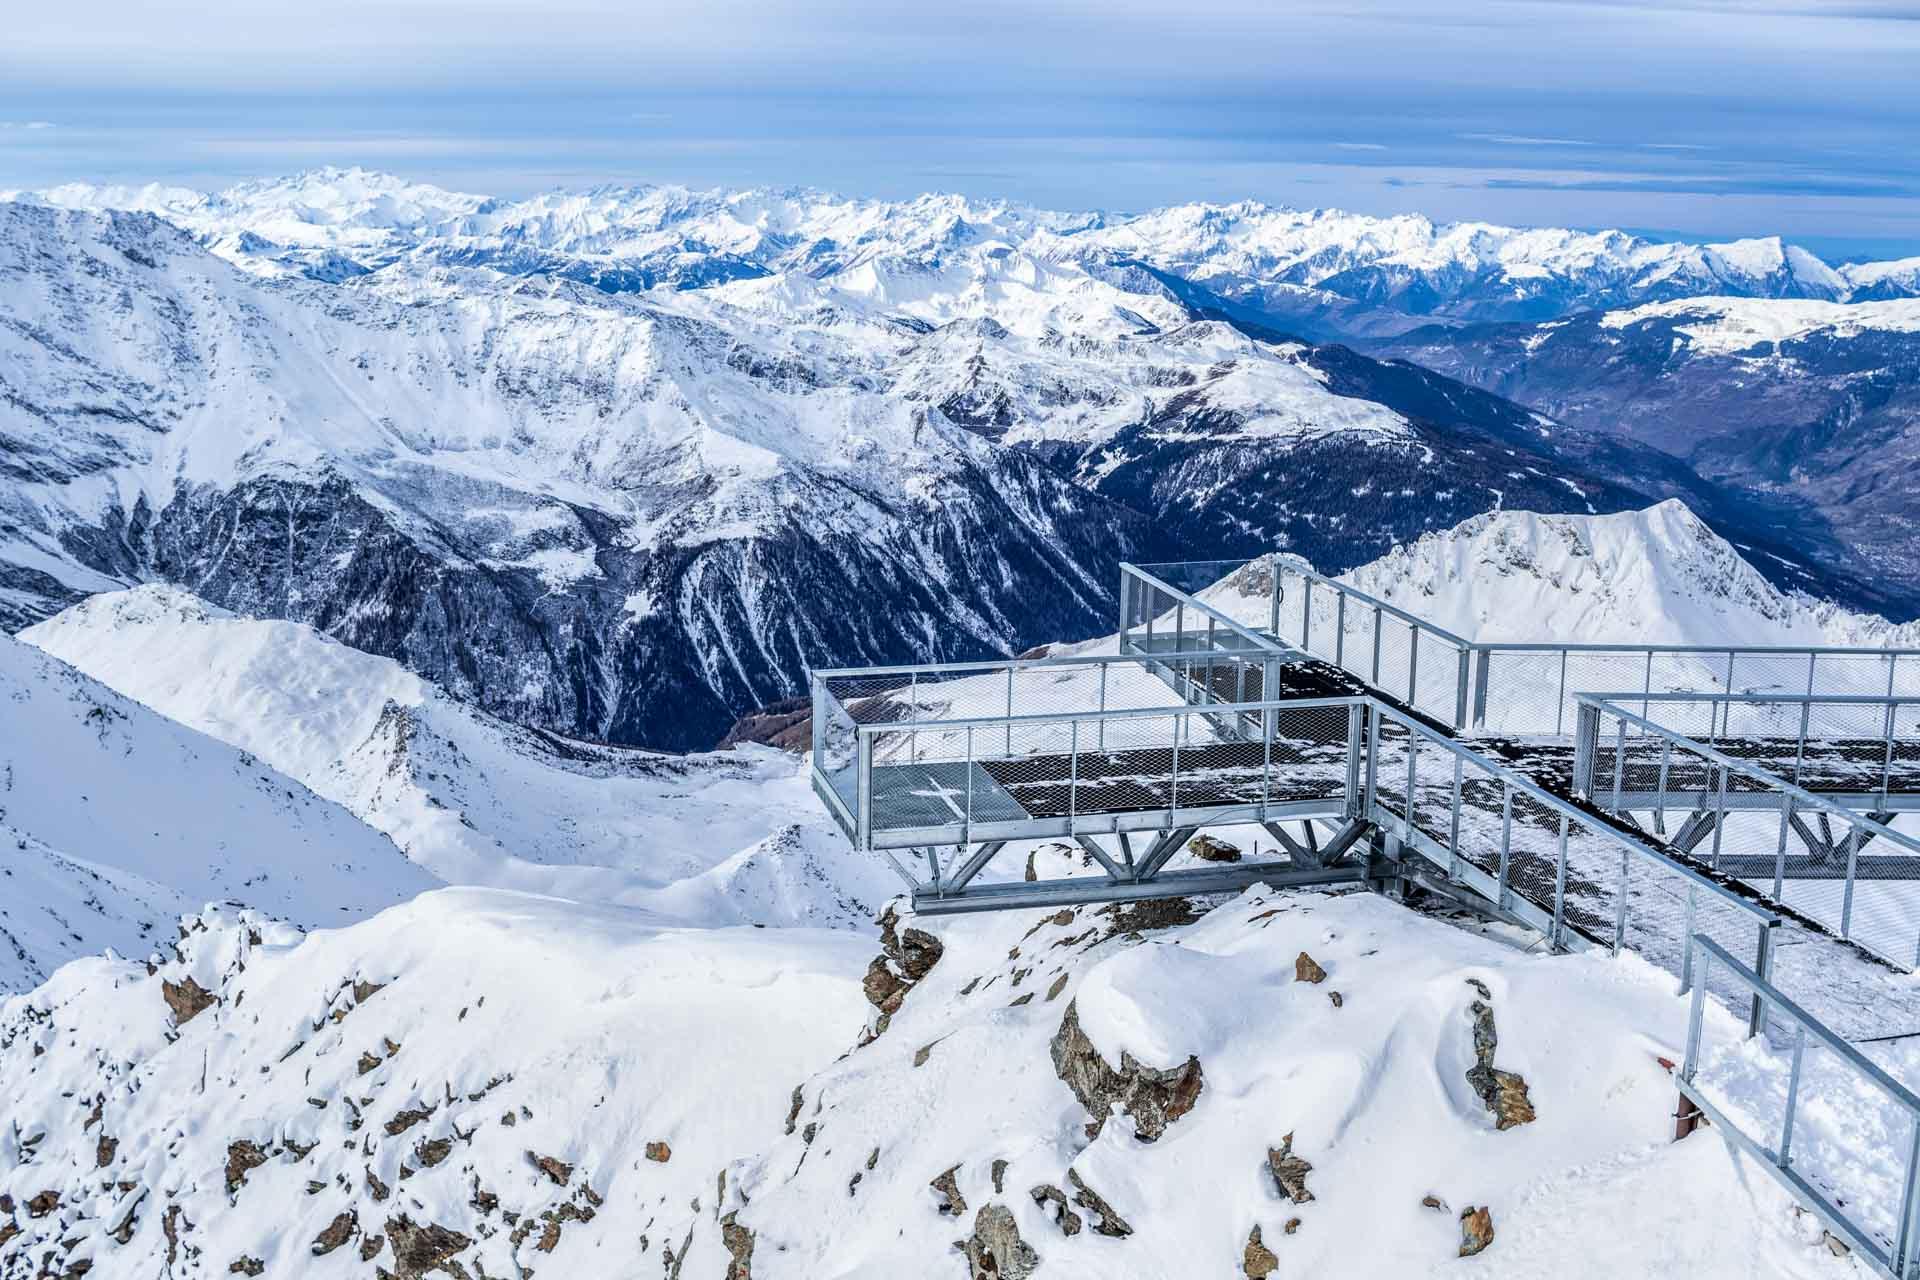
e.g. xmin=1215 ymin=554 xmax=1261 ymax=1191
xmin=1476 ymin=649 xmax=1568 ymax=735
xmin=1732 ymin=651 xmax=1821 ymax=697
xmin=1580 ymin=696 xmax=1920 ymax=970
xmin=1374 ymin=618 xmax=1415 ymax=710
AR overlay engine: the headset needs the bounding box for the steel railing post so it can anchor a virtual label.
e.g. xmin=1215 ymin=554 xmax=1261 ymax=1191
xmin=1778 ymin=1026 xmax=1806 ymax=1169
xmin=811 ymin=674 xmax=826 ymax=763
xmin=1006 ymin=667 xmax=1015 ymax=756
xmin=1656 ymin=739 xmax=1672 ymax=833
xmin=1884 ymin=699 xmax=1900 ymax=811
xmin=1345 ymin=703 xmax=1364 ymax=818
xmin=1710 ymin=765 xmax=1729 ymax=869
xmin=1571 ymin=702 xmax=1601 ymax=798
xmin=1170 ymin=711 xmax=1182 ymax=819
xmin=1551 ymin=813 xmax=1570 ymax=949
xmin=1612 ymin=842 xmax=1631 ymax=954
xmin=1611 ymin=718 xmax=1628 ymax=813
xmin=1448 ymin=753 xmax=1464 ymax=879
xmin=1895 ymin=1124 xmax=1920 ymax=1275
xmin=1642 ymin=649 xmax=1654 ymax=720
xmin=857 ymin=730 xmax=873 ymax=852
xmin=1069 ymin=719 xmax=1079 ymax=831
xmin=1681 ymin=940 xmax=1709 ymax=1080
xmin=1269 ymin=571 xmax=1283 ymax=642
xmin=1335 ymin=591 xmax=1347 ymax=667
xmin=1472 ymin=647 xmax=1492 ymax=730
xmin=1792 ymin=697 xmax=1812 ymax=788
xmin=1454 ymin=644 xmax=1470 ymax=731
xmin=1679 ymin=886 xmax=1698 ymax=994
xmin=1371 ymin=606 xmax=1383 ymax=684
xmin=1748 ymin=922 xmax=1775 ymax=1039
xmin=964 ymin=725 xmax=974 ymax=845
xmin=1773 ymin=793 xmax=1793 ymax=900
xmin=1365 ymin=705 xmax=1381 ymax=816
xmin=1262 ymin=703 xmax=1275 ymax=817
xmin=1117 ymin=566 xmax=1132 ymax=650
xmin=1404 ymin=728 xmax=1420 ymax=836
xmin=1498 ymin=784 xmax=1514 ymax=912
xmin=1302 ymin=579 xmax=1313 ymax=655
xmin=1175 ymin=601 xmax=1185 ymax=652
xmin=1556 ymin=648 xmax=1569 ymax=737
xmin=1098 ymin=664 xmax=1108 ymax=751
xmin=1408 ymin=624 xmax=1421 ymax=710
xmin=1841 ymin=820 xmax=1862 ymax=940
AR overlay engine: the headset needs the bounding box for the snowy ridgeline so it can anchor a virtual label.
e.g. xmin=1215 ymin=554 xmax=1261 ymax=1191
xmin=11 ymin=166 xmax=1918 ymax=324
xmin=1200 ymin=500 xmax=1920 ymax=650
xmin=0 ymin=880 xmax=1853 ymax=1278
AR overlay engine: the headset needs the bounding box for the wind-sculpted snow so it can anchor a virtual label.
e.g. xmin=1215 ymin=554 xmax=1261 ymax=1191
xmin=0 ymin=633 xmax=435 ymax=992
xmin=22 ymin=585 xmax=902 ymax=928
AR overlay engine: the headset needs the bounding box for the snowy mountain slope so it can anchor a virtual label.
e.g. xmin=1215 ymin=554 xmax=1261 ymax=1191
xmin=5 ymin=194 xmax=1765 ymax=748
xmin=0 ymin=884 xmax=1853 ymax=1278
xmin=0 ymin=633 xmax=434 ymax=992
xmin=1201 ymin=500 xmax=1920 ymax=652
xmin=0 ymin=200 xmax=1171 ymax=748
xmin=0 ymin=892 xmax=874 ymax=1279
xmin=21 ymin=585 xmax=900 ymax=928
xmin=1374 ymin=298 xmax=1920 ymax=601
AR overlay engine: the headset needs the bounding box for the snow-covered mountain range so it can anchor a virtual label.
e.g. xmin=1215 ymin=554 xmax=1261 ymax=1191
xmin=7 ymin=167 xmax=1920 ymax=752
xmin=14 ymin=168 xmax=1916 ymax=334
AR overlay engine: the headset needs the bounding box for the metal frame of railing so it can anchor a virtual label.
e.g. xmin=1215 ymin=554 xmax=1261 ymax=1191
xmin=1240 ymin=554 xmax=1920 ymax=735
xmin=1573 ymin=692 xmax=1920 ymax=968
xmin=1681 ymin=933 xmax=1920 ymax=1276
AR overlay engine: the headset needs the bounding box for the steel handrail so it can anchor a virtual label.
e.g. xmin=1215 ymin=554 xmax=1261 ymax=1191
xmin=1122 ymin=562 xmax=1297 ymax=657
xmin=851 ymin=694 xmax=1368 ymax=737
xmin=1370 ymin=700 xmax=1782 ymax=928
xmin=1576 ymin=694 xmax=1920 ymax=862
xmin=1262 ymin=557 xmax=1477 ymax=651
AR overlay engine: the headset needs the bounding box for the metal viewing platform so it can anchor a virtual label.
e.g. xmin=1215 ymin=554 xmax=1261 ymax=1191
xmin=810 ymin=553 xmax=1920 ymax=1274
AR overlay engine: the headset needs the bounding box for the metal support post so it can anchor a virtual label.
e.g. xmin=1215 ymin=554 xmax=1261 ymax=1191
xmin=1748 ymin=923 xmax=1775 ymax=1039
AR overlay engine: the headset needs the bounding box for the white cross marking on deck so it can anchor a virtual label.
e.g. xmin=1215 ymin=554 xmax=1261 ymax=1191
xmin=913 ymin=774 xmax=969 ymax=820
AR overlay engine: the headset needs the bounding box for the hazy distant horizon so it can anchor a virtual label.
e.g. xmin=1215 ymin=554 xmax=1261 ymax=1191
xmin=6 ymin=1 xmax=1920 ymax=260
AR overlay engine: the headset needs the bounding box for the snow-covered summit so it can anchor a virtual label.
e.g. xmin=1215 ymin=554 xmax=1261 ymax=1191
xmin=1339 ymin=500 xmax=1920 ymax=648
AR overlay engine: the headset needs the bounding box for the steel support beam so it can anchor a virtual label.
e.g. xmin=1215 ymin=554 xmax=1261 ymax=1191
xmin=911 ymin=860 xmax=1365 ymax=916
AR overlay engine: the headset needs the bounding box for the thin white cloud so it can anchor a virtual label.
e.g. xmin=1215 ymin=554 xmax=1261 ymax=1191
xmin=1332 ymin=142 xmax=1388 ymax=151
xmin=1463 ymin=133 xmax=1598 ymax=147
xmin=1 ymin=121 xmax=57 ymax=129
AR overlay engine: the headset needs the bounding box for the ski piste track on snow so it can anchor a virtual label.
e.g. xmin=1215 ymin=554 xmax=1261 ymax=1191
xmin=812 ymin=556 xmax=1920 ymax=1275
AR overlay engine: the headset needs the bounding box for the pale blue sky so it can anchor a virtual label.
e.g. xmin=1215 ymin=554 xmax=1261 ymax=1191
xmin=5 ymin=1 xmax=1920 ymax=258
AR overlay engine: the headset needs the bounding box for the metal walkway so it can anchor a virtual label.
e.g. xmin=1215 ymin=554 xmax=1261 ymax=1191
xmin=810 ymin=553 xmax=1920 ymax=1275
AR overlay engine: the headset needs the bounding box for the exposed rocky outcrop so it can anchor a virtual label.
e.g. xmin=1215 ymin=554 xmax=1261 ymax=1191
xmin=1049 ymin=1000 xmax=1204 ymax=1141
xmin=1243 ymin=1225 xmax=1278 ymax=1277
xmin=721 ymin=1210 xmax=755 ymax=1279
xmin=860 ymin=907 xmax=946 ymax=1040
xmin=384 ymin=1215 xmax=473 ymax=1279
xmin=1294 ymin=952 xmax=1326 ymax=984
xmin=1460 ymin=1205 xmax=1495 ymax=1257
xmin=1066 ymin=1169 xmax=1134 ymax=1238
xmin=956 ymin=1204 xmax=1039 ymax=1279
xmin=1464 ymin=981 xmax=1537 ymax=1130
xmin=1266 ymin=1134 xmax=1315 ymax=1204
xmin=163 ymin=976 xmax=217 ymax=1025
xmin=1186 ymin=834 xmax=1242 ymax=863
